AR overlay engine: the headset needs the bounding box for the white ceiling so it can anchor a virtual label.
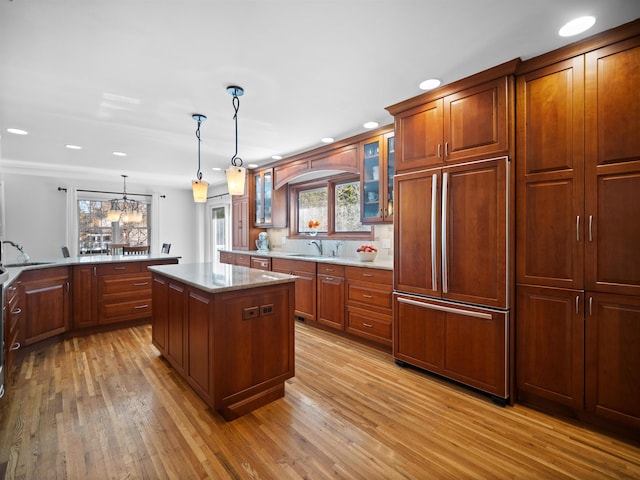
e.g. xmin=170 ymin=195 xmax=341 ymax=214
xmin=1 ymin=0 xmax=639 ymax=192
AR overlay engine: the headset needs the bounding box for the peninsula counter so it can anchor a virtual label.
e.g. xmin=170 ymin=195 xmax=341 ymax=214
xmin=148 ymin=262 xmax=296 ymax=420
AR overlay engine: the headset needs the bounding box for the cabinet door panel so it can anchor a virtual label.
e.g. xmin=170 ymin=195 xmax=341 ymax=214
xmin=443 ymin=157 xmax=508 ymax=308
xmin=188 ymin=290 xmax=212 ymax=399
xmin=516 ymin=286 xmax=584 ymax=409
xmin=73 ymin=264 xmax=97 ymax=328
xmin=394 ymin=168 xmax=440 ymax=296
xmin=151 ymin=275 xmax=169 ymax=354
xmin=586 ymin=38 xmax=640 ymax=167
xmin=585 ymin=161 xmax=640 ymax=295
xmin=317 ymin=274 xmax=345 ymax=329
xmin=444 ymin=78 xmax=509 ymax=162
xmin=395 ymin=99 xmax=443 ymax=172
xmin=586 ymin=292 xmax=640 ymax=429
xmin=167 ymin=282 xmax=187 ymax=373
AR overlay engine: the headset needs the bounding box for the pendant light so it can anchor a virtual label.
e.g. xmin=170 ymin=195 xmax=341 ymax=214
xmin=107 ymin=175 xmax=143 ymax=223
xmin=225 ymin=86 xmax=246 ymax=196
xmin=192 ymin=113 xmax=208 ymax=203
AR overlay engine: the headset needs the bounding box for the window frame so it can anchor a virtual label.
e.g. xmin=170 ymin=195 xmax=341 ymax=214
xmin=288 ymin=173 xmax=374 ymax=240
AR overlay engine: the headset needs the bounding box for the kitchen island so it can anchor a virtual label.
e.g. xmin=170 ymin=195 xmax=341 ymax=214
xmin=148 ymin=262 xmax=296 ymax=420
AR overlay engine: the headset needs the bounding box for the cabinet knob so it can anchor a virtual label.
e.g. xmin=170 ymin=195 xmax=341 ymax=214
xmin=11 ymin=307 xmax=22 ymax=315
xmin=10 ymin=342 xmax=21 ymax=351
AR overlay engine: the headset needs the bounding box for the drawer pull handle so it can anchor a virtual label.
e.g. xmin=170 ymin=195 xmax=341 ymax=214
xmin=134 ymin=282 xmax=149 ymax=286
xmin=10 ymin=342 xmax=21 ymax=351
xmin=11 ymin=308 xmax=22 ymax=315
xmin=113 ymin=266 xmax=127 ymax=270
xmin=363 ymin=323 xmax=373 ymax=328
xmin=134 ymin=304 xmax=149 ymax=309
xmin=363 ymin=273 xmax=373 ymax=277
xmin=362 ymin=294 xmax=373 ymax=299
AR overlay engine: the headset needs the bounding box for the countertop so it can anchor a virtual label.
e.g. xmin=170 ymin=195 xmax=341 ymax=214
xmin=148 ymin=262 xmax=296 ymax=294
xmin=220 ymin=249 xmax=394 ymax=271
xmin=2 ymin=253 xmax=181 ymax=286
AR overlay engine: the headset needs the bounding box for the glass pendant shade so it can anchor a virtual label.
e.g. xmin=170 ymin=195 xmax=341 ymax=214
xmin=107 ymin=209 xmax=121 ymax=222
xmin=226 ymin=166 xmax=246 ymax=196
xmin=192 ymin=179 xmax=209 ymax=202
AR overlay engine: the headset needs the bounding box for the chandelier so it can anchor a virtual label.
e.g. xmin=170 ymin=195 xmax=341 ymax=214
xmin=107 ymin=175 xmax=143 ymax=223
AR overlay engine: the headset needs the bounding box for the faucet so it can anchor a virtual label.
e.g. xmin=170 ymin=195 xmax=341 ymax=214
xmin=3 ymin=240 xmax=30 ymax=263
xmin=309 ymin=240 xmax=323 ymax=256
xmin=331 ymin=241 xmax=344 ymax=257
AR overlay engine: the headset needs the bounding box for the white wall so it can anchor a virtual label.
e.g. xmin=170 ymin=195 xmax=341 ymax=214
xmin=2 ymin=172 xmax=198 ymax=264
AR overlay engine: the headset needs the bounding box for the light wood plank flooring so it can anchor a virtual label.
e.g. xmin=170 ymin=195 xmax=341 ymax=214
xmin=1 ymin=322 xmax=639 ymax=479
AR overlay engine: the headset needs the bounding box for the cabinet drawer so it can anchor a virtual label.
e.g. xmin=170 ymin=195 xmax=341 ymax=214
xmin=99 ymin=298 xmax=152 ymax=323
xmin=346 ymin=283 xmax=392 ymax=309
xmin=99 ymin=273 xmax=152 ymax=295
xmin=317 ymin=263 xmax=345 ymax=276
xmin=96 ymin=262 xmax=141 ymax=276
xmin=346 ymin=306 xmax=392 ymax=344
xmin=345 ymin=266 xmax=392 ymax=285
xmin=271 ymin=258 xmax=316 ymax=274
xmin=250 ymin=256 xmax=271 ymax=271
xmin=235 ymin=254 xmax=251 ymax=267
xmin=219 ymin=251 xmax=236 ymax=264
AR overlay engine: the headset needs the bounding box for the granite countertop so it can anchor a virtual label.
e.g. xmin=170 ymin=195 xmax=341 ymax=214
xmin=2 ymin=254 xmax=181 ymax=285
xmin=148 ymin=262 xmax=296 ymax=294
xmin=221 ymin=249 xmax=394 ymax=271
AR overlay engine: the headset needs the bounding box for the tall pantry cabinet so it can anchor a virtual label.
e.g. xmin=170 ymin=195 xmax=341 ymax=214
xmin=515 ymin=23 xmax=640 ymax=434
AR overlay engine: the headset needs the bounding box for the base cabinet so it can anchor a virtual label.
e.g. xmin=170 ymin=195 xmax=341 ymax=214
xmin=271 ymin=258 xmax=317 ymax=322
xmin=394 ymin=293 xmax=508 ymax=399
xmin=152 ymin=273 xmax=295 ymax=420
xmin=21 ymin=267 xmax=70 ymax=346
xmin=4 ymin=281 xmax=23 ymax=382
xmin=316 ymin=263 xmax=345 ymax=330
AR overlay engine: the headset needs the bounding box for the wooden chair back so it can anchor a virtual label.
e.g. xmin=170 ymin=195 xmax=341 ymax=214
xmin=123 ymin=245 xmax=149 ymax=255
xmin=109 ymin=243 xmax=128 ymax=255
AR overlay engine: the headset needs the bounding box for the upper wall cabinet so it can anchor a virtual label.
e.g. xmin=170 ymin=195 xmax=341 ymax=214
xmin=387 ymin=59 xmax=518 ymax=173
xmin=254 ymin=168 xmax=287 ymax=228
xmin=360 ymin=130 xmax=394 ymax=223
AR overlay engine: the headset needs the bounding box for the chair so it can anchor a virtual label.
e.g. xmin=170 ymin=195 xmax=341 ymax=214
xmin=61 ymin=246 xmax=70 ymax=258
xmin=161 ymin=243 xmax=171 ymax=254
xmin=109 ymin=243 xmax=128 ymax=255
xmin=123 ymin=245 xmax=149 ymax=255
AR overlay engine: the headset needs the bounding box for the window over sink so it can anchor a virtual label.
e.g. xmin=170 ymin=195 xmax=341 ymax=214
xmin=289 ymin=173 xmax=372 ymax=240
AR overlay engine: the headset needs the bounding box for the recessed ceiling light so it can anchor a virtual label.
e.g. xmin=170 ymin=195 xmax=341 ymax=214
xmin=271 ymin=155 xmax=283 ymax=160
xmin=559 ymin=16 xmax=596 ymax=37
xmin=321 ymin=137 xmax=334 ymax=144
xmin=248 ymin=163 xmax=259 ymax=169
xmin=419 ymin=78 xmax=441 ymax=91
xmin=6 ymin=128 xmax=28 ymax=135
xmin=212 ymin=167 xmax=222 ymax=171
xmin=112 ymin=151 xmax=127 ymax=157
xmin=363 ymin=121 xmax=379 ymax=129
xmin=65 ymin=144 xmax=83 ymax=150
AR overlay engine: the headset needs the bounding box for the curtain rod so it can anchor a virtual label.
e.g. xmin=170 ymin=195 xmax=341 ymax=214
xmin=57 ymin=187 xmax=165 ymax=199
xmin=207 ymin=193 xmax=230 ymax=200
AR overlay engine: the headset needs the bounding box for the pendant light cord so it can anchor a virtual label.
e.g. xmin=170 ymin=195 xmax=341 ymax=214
xmin=231 ymin=91 xmax=243 ymax=168
xmin=195 ymin=119 xmax=203 ymax=181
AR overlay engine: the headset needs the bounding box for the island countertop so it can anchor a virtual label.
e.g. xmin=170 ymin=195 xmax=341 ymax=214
xmin=148 ymin=262 xmax=296 ymax=294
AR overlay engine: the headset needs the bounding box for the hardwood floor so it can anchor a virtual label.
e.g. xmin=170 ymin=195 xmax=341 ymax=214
xmin=1 ymin=322 xmax=639 ymax=480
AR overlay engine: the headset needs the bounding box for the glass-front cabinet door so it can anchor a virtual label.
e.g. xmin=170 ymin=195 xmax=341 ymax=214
xmin=254 ymin=171 xmax=263 ymax=224
xmin=263 ymin=169 xmax=273 ymax=224
xmin=361 ymin=129 xmax=394 ymax=224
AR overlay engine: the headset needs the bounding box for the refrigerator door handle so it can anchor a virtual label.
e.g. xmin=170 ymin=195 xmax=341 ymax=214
xmin=441 ymin=171 xmax=449 ymax=293
xmin=431 ymin=173 xmax=438 ymax=291
xmin=397 ymin=297 xmax=493 ymax=320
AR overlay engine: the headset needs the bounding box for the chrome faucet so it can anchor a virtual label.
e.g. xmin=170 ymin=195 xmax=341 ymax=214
xmin=3 ymin=240 xmax=30 ymax=263
xmin=331 ymin=241 xmax=344 ymax=257
xmin=309 ymin=240 xmax=323 ymax=256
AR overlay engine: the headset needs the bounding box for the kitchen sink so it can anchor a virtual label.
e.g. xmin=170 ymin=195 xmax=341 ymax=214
xmin=5 ymin=261 xmax=54 ymax=267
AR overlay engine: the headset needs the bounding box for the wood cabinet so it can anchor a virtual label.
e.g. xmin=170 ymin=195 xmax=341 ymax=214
xmin=360 ymin=129 xmax=395 ymax=223
xmin=231 ymin=173 xmax=264 ymax=250
xmin=250 ymin=256 xmax=271 ymax=271
xmin=254 ymin=168 xmax=287 ymax=228
xmin=20 ymin=267 xmax=70 ymax=346
xmin=394 ymin=156 xmax=509 ymax=309
xmin=271 ymin=257 xmax=317 ymax=321
xmin=345 ymin=266 xmax=393 ymax=346
xmin=152 ymin=272 xmax=295 ymax=420
xmin=97 ymin=262 xmax=152 ymax=324
xmin=394 ymin=293 xmax=508 ymax=399
xmin=73 ymin=264 xmax=98 ymax=328
xmin=218 ymin=250 xmax=235 ymax=265
xmin=515 ymin=29 xmax=640 ymax=434
xmin=316 ymin=263 xmax=345 ymax=330
xmin=389 ymin=66 xmax=515 ymax=174
xmin=4 ymin=280 xmax=23 ymax=382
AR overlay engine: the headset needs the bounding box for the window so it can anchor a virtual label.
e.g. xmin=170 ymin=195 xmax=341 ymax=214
xmin=78 ymin=198 xmax=149 ymax=254
xmin=290 ymin=173 xmax=372 ymax=239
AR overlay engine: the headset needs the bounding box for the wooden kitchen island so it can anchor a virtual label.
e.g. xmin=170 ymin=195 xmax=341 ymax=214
xmin=148 ymin=262 xmax=296 ymax=421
